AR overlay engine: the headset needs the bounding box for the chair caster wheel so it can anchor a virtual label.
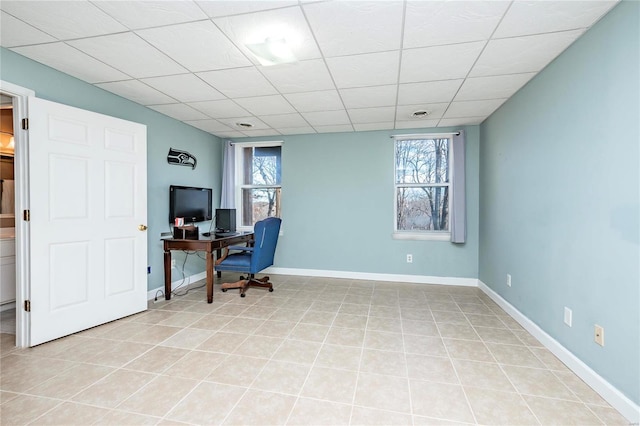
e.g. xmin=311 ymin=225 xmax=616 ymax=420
xmin=240 ymin=293 xmax=246 ymax=298
xmin=269 ymin=288 xmax=274 ymax=292
xmin=221 ymin=288 xmax=227 ymax=292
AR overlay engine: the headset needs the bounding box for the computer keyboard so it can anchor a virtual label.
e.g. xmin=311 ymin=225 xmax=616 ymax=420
xmin=215 ymin=231 xmax=239 ymax=238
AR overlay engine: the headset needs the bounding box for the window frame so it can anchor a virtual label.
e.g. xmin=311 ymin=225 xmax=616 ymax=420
xmin=392 ymin=133 xmax=455 ymax=241
xmin=234 ymin=140 xmax=283 ymax=232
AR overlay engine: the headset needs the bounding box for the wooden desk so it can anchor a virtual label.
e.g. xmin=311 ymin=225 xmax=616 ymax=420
xmin=163 ymin=233 xmax=253 ymax=303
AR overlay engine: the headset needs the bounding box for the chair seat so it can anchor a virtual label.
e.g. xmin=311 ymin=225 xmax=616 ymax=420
xmin=215 ymin=253 xmax=251 ymax=271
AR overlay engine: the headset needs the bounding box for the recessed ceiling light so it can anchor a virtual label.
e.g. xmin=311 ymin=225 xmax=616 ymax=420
xmin=246 ymin=37 xmax=297 ymax=66
xmin=411 ymin=110 xmax=431 ymax=118
xmin=236 ymin=122 xmax=254 ymax=128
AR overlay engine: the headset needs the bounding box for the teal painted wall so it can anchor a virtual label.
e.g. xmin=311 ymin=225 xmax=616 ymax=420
xmin=479 ymin=1 xmax=639 ymax=404
xmin=234 ymin=126 xmax=480 ymax=280
xmin=0 ymin=48 xmax=222 ymax=293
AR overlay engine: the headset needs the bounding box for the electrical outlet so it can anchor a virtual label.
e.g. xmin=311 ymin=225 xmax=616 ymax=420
xmin=564 ymin=307 xmax=572 ymax=327
xmin=171 ymin=259 xmax=176 ymax=268
xmin=594 ymin=325 xmax=605 ymax=346
xmin=507 ymin=274 xmax=512 ymax=287
xmin=406 ymin=254 xmax=413 ymax=263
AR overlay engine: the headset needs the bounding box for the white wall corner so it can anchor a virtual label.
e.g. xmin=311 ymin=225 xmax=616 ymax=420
xmin=478 ymin=280 xmax=640 ymax=424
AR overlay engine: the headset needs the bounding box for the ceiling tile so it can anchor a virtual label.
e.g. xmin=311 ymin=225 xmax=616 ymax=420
xmin=284 ymin=90 xmax=343 ymax=112
xmin=394 ymin=120 xmax=440 ymax=130
xmin=260 ymin=113 xmax=309 ymax=128
xmin=213 ymin=6 xmax=321 ymax=65
xmin=348 ymin=106 xmax=396 ymax=124
xmin=454 ymin=73 xmax=536 ymax=101
xmin=303 ymin=1 xmax=403 ymax=57
xmin=302 ymin=110 xmax=350 ymax=127
xmin=400 ymin=42 xmax=484 ymax=83
xmin=69 ymin=32 xmax=187 ymax=78
xmin=235 ymin=95 xmax=296 ymax=115
xmin=314 ymin=124 xmax=354 ymax=133
xmin=141 ymin=74 xmax=225 ymax=103
xmin=470 ymin=30 xmax=584 ymax=77
xmin=11 ymin=42 xmax=130 ymax=83
xmin=148 ymin=103 xmax=210 ymax=121
xmin=215 ymin=130 xmax=246 ymax=138
xmin=396 ymin=103 xmax=450 ymax=121
xmin=339 ymin=85 xmax=397 ymax=109
xmin=197 ymin=67 xmax=277 ymax=98
xmin=196 ymin=1 xmax=298 ymax=18
xmin=494 ymin=0 xmax=618 ymax=38
xmin=261 ymin=60 xmax=335 ymax=93
xmin=185 ymin=119 xmax=235 ymax=133
xmin=277 ymin=126 xmax=316 ymax=135
xmin=353 ymin=122 xmax=394 ymax=132
xmin=1 ymin=1 xmax=127 ymax=39
xmin=404 ymin=1 xmax=509 ymax=49
xmin=397 ymin=80 xmax=464 ymax=105
xmin=94 ymin=1 xmax=208 ymax=30
xmin=188 ymin=99 xmax=251 ymax=119
xmin=96 ymin=80 xmax=176 ymax=105
xmin=137 ymin=20 xmax=251 ymax=72
xmin=443 ymin=99 xmax=507 ymax=119
xmin=241 ymin=129 xmax=282 ymax=137
xmin=438 ymin=117 xmax=485 ymax=127
xmin=0 ymin=11 xmax=56 ymax=47
xmin=217 ymin=116 xmax=270 ymax=130
xmin=326 ymin=51 xmax=400 ymax=89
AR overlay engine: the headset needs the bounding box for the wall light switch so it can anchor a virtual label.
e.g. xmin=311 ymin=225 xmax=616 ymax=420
xmin=564 ymin=307 xmax=572 ymax=327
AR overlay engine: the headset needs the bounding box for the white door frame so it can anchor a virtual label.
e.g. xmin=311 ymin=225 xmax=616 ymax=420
xmin=1 ymin=80 xmax=34 ymax=348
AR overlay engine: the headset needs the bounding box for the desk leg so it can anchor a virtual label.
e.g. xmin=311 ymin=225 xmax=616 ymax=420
xmin=206 ymin=250 xmax=214 ymax=303
xmin=164 ymin=250 xmax=172 ymax=300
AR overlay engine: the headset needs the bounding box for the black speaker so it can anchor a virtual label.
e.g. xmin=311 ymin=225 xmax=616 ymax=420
xmin=215 ymin=208 xmax=236 ymax=232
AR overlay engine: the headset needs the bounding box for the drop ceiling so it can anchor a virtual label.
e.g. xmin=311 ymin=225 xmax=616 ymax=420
xmin=0 ymin=0 xmax=618 ymax=138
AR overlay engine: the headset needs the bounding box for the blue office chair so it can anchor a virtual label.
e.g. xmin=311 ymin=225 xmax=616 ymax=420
xmin=216 ymin=217 xmax=282 ymax=297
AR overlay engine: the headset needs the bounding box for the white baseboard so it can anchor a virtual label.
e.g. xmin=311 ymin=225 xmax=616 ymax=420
xmin=264 ymin=267 xmax=478 ymax=287
xmin=478 ymin=280 xmax=640 ymax=423
xmin=147 ymin=271 xmax=207 ymax=301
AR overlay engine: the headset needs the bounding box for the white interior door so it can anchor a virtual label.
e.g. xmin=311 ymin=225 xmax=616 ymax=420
xmin=28 ymin=97 xmax=147 ymax=346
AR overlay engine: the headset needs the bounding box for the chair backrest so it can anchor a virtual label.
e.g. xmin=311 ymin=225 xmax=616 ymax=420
xmin=250 ymin=217 xmax=282 ymax=273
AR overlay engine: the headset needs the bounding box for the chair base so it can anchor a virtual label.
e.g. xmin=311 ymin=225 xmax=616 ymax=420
xmin=220 ymin=275 xmax=274 ymax=297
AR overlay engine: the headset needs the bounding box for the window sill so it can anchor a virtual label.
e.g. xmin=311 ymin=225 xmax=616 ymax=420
xmin=392 ymin=232 xmax=451 ymax=241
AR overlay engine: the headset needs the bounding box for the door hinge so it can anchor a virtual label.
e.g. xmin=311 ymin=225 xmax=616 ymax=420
xmin=24 ymin=300 xmax=31 ymax=312
xmin=23 ymin=210 xmax=30 ymax=221
xmin=22 ymin=118 xmax=29 ymax=130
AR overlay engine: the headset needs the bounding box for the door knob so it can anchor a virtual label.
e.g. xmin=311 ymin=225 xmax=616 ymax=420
xmin=138 ymin=224 xmax=148 ymax=231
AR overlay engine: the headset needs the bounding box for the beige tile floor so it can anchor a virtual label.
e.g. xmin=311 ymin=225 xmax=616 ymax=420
xmin=0 ymin=274 xmax=630 ymax=425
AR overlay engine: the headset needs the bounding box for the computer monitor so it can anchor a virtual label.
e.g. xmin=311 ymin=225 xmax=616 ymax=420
xmin=215 ymin=208 xmax=236 ymax=233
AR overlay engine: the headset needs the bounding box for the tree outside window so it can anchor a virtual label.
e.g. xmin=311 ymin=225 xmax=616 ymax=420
xmin=395 ymin=136 xmax=451 ymax=233
xmin=239 ymin=144 xmax=282 ymax=227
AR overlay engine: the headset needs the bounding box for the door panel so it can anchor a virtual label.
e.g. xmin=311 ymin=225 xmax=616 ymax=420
xmin=29 ymin=97 xmax=147 ymax=346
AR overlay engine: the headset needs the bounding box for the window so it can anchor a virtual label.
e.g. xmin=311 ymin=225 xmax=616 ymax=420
xmin=235 ymin=141 xmax=282 ymax=229
xmin=394 ymin=134 xmax=454 ymax=239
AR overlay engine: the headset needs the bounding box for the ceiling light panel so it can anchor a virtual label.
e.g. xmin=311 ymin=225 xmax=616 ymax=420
xmin=234 ymin=94 xmax=296 ymax=115
xmin=141 ymin=74 xmax=225 ymax=103
xmin=494 ymin=0 xmax=618 ymax=38
xmin=302 ymin=110 xmax=351 ymax=127
xmin=470 ymin=30 xmax=584 ymax=77
xmin=283 ymin=90 xmax=344 ymax=112
xmin=403 ymin=0 xmax=509 ymax=49
xmin=0 ymin=11 xmax=56 ymax=47
xmin=12 ymin=43 xmax=130 ymax=83
xmin=96 ymin=80 xmax=176 ymax=105
xmin=326 ymin=51 xmax=400 ymax=88
xmin=94 ymin=1 xmax=208 ymax=30
xmin=188 ymin=99 xmax=251 ymax=119
xmin=400 ymin=42 xmax=484 ymax=83
xmin=148 ymin=103 xmax=210 ymax=121
xmin=454 ymin=73 xmax=536 ymax=101
xmin=397 ymin=80 xmax=464 ymax=105
xmin=444 ymin=99 xmax=507 ymax=119
xmin=1 ymin=1 xmax=127 ymax=39
xmin=197 ymin=67 xmax=277 ymax=98
xmin=348 ymin=106 xmax=396 ymax=124
xmin=303 ymin=1 xmax=403 ymax=57
xmin=137 ymin=21 xmax=251 ymax=72
xmin=339 ymin=85 xmax=398 ymax=109
xmin=69 ymin=32 xmax=187 ymax=78
xmin=214 ymin=6 xmax=321 ymax=65
xmin=196 ymin=1 xmax=298 ymax=18
xmin=260 ymin=59 xmax=335 ymax=93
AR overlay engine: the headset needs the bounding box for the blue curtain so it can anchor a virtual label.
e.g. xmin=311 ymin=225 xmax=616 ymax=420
xmin=451 ymin=131 xmax=466 ymax=243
